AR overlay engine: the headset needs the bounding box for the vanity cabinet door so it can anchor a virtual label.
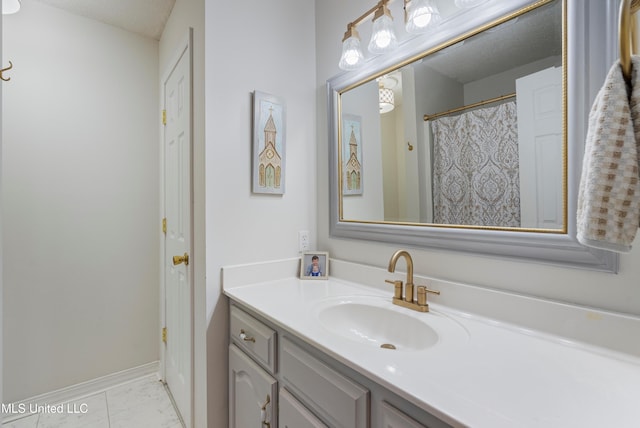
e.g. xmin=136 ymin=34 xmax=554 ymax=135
xmin=280 ymin=387 xmax=328 ymax=428
xmin=380 ymin=401 xmax=429 ymax=428
xmin=281 ymin=337 xmax=369 ymax=428
xmin=229 ymin=344 xmax=277 ymax=428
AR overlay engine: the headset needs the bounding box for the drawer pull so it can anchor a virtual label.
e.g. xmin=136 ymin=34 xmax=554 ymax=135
xmin=261 ymin=394 xmax=271 ymax=427
xmin=239 ymin=329 xmax=256 ymax=343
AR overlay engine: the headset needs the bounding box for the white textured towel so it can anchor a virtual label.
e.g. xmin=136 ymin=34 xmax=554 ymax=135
xmin=577 ymin=56 xmax=640 ymax=252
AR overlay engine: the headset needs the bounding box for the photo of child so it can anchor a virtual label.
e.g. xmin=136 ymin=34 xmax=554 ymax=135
xmin=300 ymin=252 xmax=329 ymax=279
xmin=305 ymin=255 xmax=323 ymax=276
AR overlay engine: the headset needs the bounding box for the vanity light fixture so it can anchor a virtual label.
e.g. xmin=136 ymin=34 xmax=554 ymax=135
xmin=2 ymin=0 xmax=20 ymax=14
xmin=404 ymin=0 xmax=441 ymax=34
xmin=339 ymin=0 xmax=397 ymax=71
xmin=338 ymin=0 xmax=443 ymax=71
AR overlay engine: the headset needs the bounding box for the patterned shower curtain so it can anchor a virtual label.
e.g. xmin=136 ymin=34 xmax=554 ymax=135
xmin=431 ymin=101 xmax=521 ymax=227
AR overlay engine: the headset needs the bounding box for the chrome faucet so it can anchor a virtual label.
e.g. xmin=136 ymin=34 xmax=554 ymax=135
xmin=386 ymin=249 xmax=440 ymax=312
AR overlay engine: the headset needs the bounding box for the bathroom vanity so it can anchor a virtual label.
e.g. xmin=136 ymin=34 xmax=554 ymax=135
xmin=223 ymin=258 xmax=640 ymax=428
xmin=229 ymin=303 xmax=443 ymax=427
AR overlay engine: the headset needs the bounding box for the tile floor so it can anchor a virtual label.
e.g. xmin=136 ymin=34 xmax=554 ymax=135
xmin=2 ymin=375 xmax=183 ymax=428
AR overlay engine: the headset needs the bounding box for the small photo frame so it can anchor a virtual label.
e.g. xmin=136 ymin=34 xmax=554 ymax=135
xmin=300 ymin=252 xmax=329 ymax=280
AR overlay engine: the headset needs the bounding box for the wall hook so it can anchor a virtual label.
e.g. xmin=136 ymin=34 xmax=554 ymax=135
xmin=1 ymin=61 xmax=14 ymax=81
xmin=407 ymin=142 xmax=414 ymax=151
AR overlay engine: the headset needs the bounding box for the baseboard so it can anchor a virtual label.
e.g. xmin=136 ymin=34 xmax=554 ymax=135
xmin=2 ymin=361 xmax=160 ymax=423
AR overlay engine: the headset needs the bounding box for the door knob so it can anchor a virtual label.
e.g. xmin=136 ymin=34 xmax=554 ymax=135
xmin=172 ymin=253 xmax=189 ymax=266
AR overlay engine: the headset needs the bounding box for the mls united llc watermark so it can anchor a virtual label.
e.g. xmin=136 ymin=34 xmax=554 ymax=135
xmin=2 ymin=402 xmax=89 ymax=415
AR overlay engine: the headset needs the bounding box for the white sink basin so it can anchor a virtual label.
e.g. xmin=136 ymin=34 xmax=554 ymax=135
xmin=315 ymin=296 xmax=462 ymax=351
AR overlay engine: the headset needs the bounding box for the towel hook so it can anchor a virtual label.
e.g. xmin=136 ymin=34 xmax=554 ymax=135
xmin=620 ymin=0 xmax=640 ymax=84
xmin=0 ymin=61 xmax=13 ymax=82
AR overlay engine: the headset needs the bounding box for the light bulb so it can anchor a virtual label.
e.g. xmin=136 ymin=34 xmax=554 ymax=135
xmin=405 ymin=0 xmax=441 ymax=33
xmin=368 ymin=5 xmax=398 ymax=54
xmin=339 ymin=27 xmax=365 ymax=70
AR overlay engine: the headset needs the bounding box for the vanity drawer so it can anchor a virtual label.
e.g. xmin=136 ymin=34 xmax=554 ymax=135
xmin=281 ymin=337 xmax=369 ymax=428
xmin=230 ymin=305 xmax=276 ymax=373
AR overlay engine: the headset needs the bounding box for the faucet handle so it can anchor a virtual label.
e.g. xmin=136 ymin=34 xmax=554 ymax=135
xmin=425 ymin=287 xmax=440 ymax=295
xmin=385 ymin=279 xmax=403 ymax=300
xmin=417 ymin=286 xmax=440 ymax=306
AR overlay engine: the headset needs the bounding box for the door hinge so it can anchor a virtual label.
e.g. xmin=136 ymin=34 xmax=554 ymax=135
xmin=162 ymin=327 xmax=167 ymax=343
xmin=162 ymin=109 xmax=167 ymax=125
xmin=162 ymin=217 xmax=167 ymax=234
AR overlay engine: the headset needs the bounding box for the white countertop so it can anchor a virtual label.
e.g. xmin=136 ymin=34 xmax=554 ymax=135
xmin=222 ymin=260 xmax=640 ymax=428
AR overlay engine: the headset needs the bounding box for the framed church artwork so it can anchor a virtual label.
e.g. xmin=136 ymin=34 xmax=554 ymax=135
xmin=342 ymin=114 xmax=363 ymax=196
xmin=252 ymin=91 xmax=286 ymax=194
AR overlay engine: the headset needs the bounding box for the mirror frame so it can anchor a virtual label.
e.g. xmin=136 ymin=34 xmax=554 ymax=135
xmin=327 ymin=0 xmax=619 ymax=272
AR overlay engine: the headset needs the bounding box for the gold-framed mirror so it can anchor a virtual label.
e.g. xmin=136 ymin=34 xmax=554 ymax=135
xmin=327 ymin=0 xmax=619 ymax=272
xmin=338 ymin=0 xmax=565 ymax=232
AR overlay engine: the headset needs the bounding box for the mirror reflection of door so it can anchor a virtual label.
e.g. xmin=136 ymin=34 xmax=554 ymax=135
xmin=516 ymin=66 xmax=563 ymax=229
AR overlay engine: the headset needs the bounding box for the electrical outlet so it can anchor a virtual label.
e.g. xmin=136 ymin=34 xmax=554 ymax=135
xmin=298 ymin=230 xmax=310 ymax=252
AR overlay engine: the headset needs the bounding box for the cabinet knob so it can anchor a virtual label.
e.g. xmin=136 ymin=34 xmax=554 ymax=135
xmin=239 ymin=329 xmax=255 ymax=343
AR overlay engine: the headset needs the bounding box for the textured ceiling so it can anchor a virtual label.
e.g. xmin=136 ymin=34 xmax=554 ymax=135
xmin=424 ymin=0 xmax=562 ymax=84
xmin=34 ymin=0 xmax=176 ymax=40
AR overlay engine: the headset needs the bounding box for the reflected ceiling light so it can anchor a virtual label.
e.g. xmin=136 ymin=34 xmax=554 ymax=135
xmin=368 ymin=2 xmax=398 ymax=54
xmin=339 ymin=25 xmax=365 ymax=70
xmin=2 ymin=0 xmax=21 ymax=14
xmin=404 ymin=0 xmax=441 ymax=34
xmin=454 ymin=0 xmax=489 ymax=8
xmin=379 ymin=83 xmax=395 ymax=114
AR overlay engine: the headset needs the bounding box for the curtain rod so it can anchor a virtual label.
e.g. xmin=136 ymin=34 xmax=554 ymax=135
xmin=423 ymin=92 xmax=516 ymax=121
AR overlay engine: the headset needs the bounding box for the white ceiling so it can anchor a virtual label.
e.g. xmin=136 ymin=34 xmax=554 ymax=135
xmin=33 ymin=0 xmax=176 ymax=40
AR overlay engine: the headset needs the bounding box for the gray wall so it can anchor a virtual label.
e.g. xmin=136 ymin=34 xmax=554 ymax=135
xmin=204 ymin=1 xmax=317 ymax=426
xmin=2 ymin=0 xmax=159 ymax=401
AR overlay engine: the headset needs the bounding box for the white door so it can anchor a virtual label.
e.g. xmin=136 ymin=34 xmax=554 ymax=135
xmin=516 ymin=66 xmax=563 ymax=229
xmin=163 ymin=34 xmax=192 ymax=428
